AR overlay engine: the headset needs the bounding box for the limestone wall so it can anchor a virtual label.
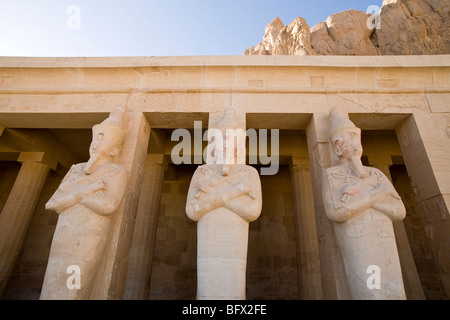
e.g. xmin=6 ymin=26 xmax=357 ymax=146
xmin=247 ymin=165 xmax=298 ymax=300
xmin=149 ymin=165 xmax=197 ymax=300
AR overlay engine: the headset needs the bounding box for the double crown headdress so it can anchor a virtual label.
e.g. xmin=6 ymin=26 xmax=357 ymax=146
xmin=92 ymin=107 xmax=127 ymax=146
xmin=328 ymin=107 xmax=360 ymax=145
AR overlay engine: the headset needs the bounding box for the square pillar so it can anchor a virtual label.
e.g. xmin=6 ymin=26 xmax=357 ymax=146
xmin=306 ymin=113 xmax=350 ymax=300
xmin=289 ymin=156 xmax=323 ymax=299
xmin=0 ymin=153 xmax=55 ymax=296
xmin=123 ymin=153 xmax=167 ymax=300
xmin=89 ymin=111 xmax=150 ymax=299
xmin=396 ymin=114 xmax=450 ymax=298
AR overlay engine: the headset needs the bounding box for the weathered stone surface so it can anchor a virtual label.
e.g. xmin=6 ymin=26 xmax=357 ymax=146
xmin=0 ymin=55 xmax=449 ymax=300
xmin=375 ymin=0 xmax=450 ymax=55
xmin=322 ymin=107 xmax=407 ymax=300
xmin=245 ymin=17 xmax=316 ymax=56
xmin=314 ymin=9 xmax=380 ymax=56
xmin=186 ymin=108 xmax=263 ymax=300
xmin=244 ymin=0 xmax=450 ymax=56
xmin=309 ymin=22 xmax=336 ymax=56
xmin=40 ymin=108 xmax=129 ymax=300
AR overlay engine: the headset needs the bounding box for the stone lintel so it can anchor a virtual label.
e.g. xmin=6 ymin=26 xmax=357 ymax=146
xmin=366 ymin=154 xmax=393 ymax=166
xmin=2 ymin=128 xmax=82 ymax=171
xmin=1 ymin=55 xmax=449 ymax=69
xmin=290 ymin=156 xmax=310 ymax=170
xmin=18 ymin=152 xmax=58 ymax=170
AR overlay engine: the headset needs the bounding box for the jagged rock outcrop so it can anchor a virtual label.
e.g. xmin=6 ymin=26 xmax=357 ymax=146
xmin=244 ymin=16 xmax=317 ymax=55
xmin=244 ymin=0 xmax=450 ymax=56
xmin=311 ymin=9 xmax=380 ymax=55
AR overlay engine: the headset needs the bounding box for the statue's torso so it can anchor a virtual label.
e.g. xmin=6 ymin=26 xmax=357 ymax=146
xmin=324 ymin=165 xmax=405 ymax=299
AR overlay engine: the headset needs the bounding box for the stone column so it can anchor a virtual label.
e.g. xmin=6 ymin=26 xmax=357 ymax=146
xmin=367 ymin=154 xmax=426 ymax=300
xmin=306 ymin=113 xmax=350 ymax=299
xmin=123 ymin=154 xmax=167 ymax=300
xmin=89 ymin=111 xmax=150 ymax=300
xmin=289 ymin=156 xmax=323 ymax=300
xmin=396 ymin=115 xmax=450 ymax=298
xmin=0 ymin=152 xmax=56 ymax=296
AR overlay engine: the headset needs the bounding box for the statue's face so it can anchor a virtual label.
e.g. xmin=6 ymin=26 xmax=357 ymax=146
xmin=333 ymin=129 xmax=362 ymax=160
xmin=89 ymin=130 xmax=116 ymax=159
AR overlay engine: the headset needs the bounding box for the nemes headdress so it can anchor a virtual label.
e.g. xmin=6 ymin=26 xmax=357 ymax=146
xmin=328 ymin=107 xmax=360 ymax=145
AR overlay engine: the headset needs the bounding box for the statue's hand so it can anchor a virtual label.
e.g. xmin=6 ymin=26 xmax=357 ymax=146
xmin=223 ymin=182 xmax=251 ymax=202
xmin=235 ymin=182 xmax=249 ymax=193
xmin=343 ymin=185 xmax=361 ymax=196
xmin=341 ymin=185 xmax=361 ymax=203
xmin=85 ymin=179 xmax=106 ymax=195
xmin=368 ymin=182 xmax=394 ymax=207
xmin=376 ymin=182 xmax=393 ymax=196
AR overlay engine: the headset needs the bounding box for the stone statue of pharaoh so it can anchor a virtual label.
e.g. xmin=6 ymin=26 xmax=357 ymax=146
xmin=40 ymin=107 xmax=128 ymax=300
xmin=322 ymin=107 xmax=407 ymax=300
xmin=186 ymin=108 xmax=262 ymax=300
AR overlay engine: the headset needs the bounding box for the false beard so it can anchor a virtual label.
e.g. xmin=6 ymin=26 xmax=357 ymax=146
xmin=350 ymin=156 xmax=366 ymax=179
xmin=83 ymin=155 xmax=99 ymax=175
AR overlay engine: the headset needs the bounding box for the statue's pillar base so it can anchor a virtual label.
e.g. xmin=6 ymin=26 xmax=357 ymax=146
xmin=196 ymin=208 xmax=248 ymax=300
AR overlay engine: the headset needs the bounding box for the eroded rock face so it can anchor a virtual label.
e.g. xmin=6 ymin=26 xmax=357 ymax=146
xmin=244 ymin=0 xmax=450 ymax=56
xmin=244 ymin=16 xmax=317 ymax=55
xmin=375 ymin=0 xmax=450 ymax=55
xmin=313 ymin=9 xmax=380 ymax=56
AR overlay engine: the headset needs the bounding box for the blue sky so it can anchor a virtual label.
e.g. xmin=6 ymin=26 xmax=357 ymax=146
xmin=0 ymin=0 xmax=384 ymax=57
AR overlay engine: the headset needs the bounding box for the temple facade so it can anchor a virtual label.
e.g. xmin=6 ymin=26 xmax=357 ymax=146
xmin=0 ymin=55 xmax=449 ymax=300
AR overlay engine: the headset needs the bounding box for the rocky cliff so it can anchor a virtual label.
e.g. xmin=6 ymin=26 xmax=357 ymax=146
xmin=244 ymin=0 xmax=450 ymax=55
